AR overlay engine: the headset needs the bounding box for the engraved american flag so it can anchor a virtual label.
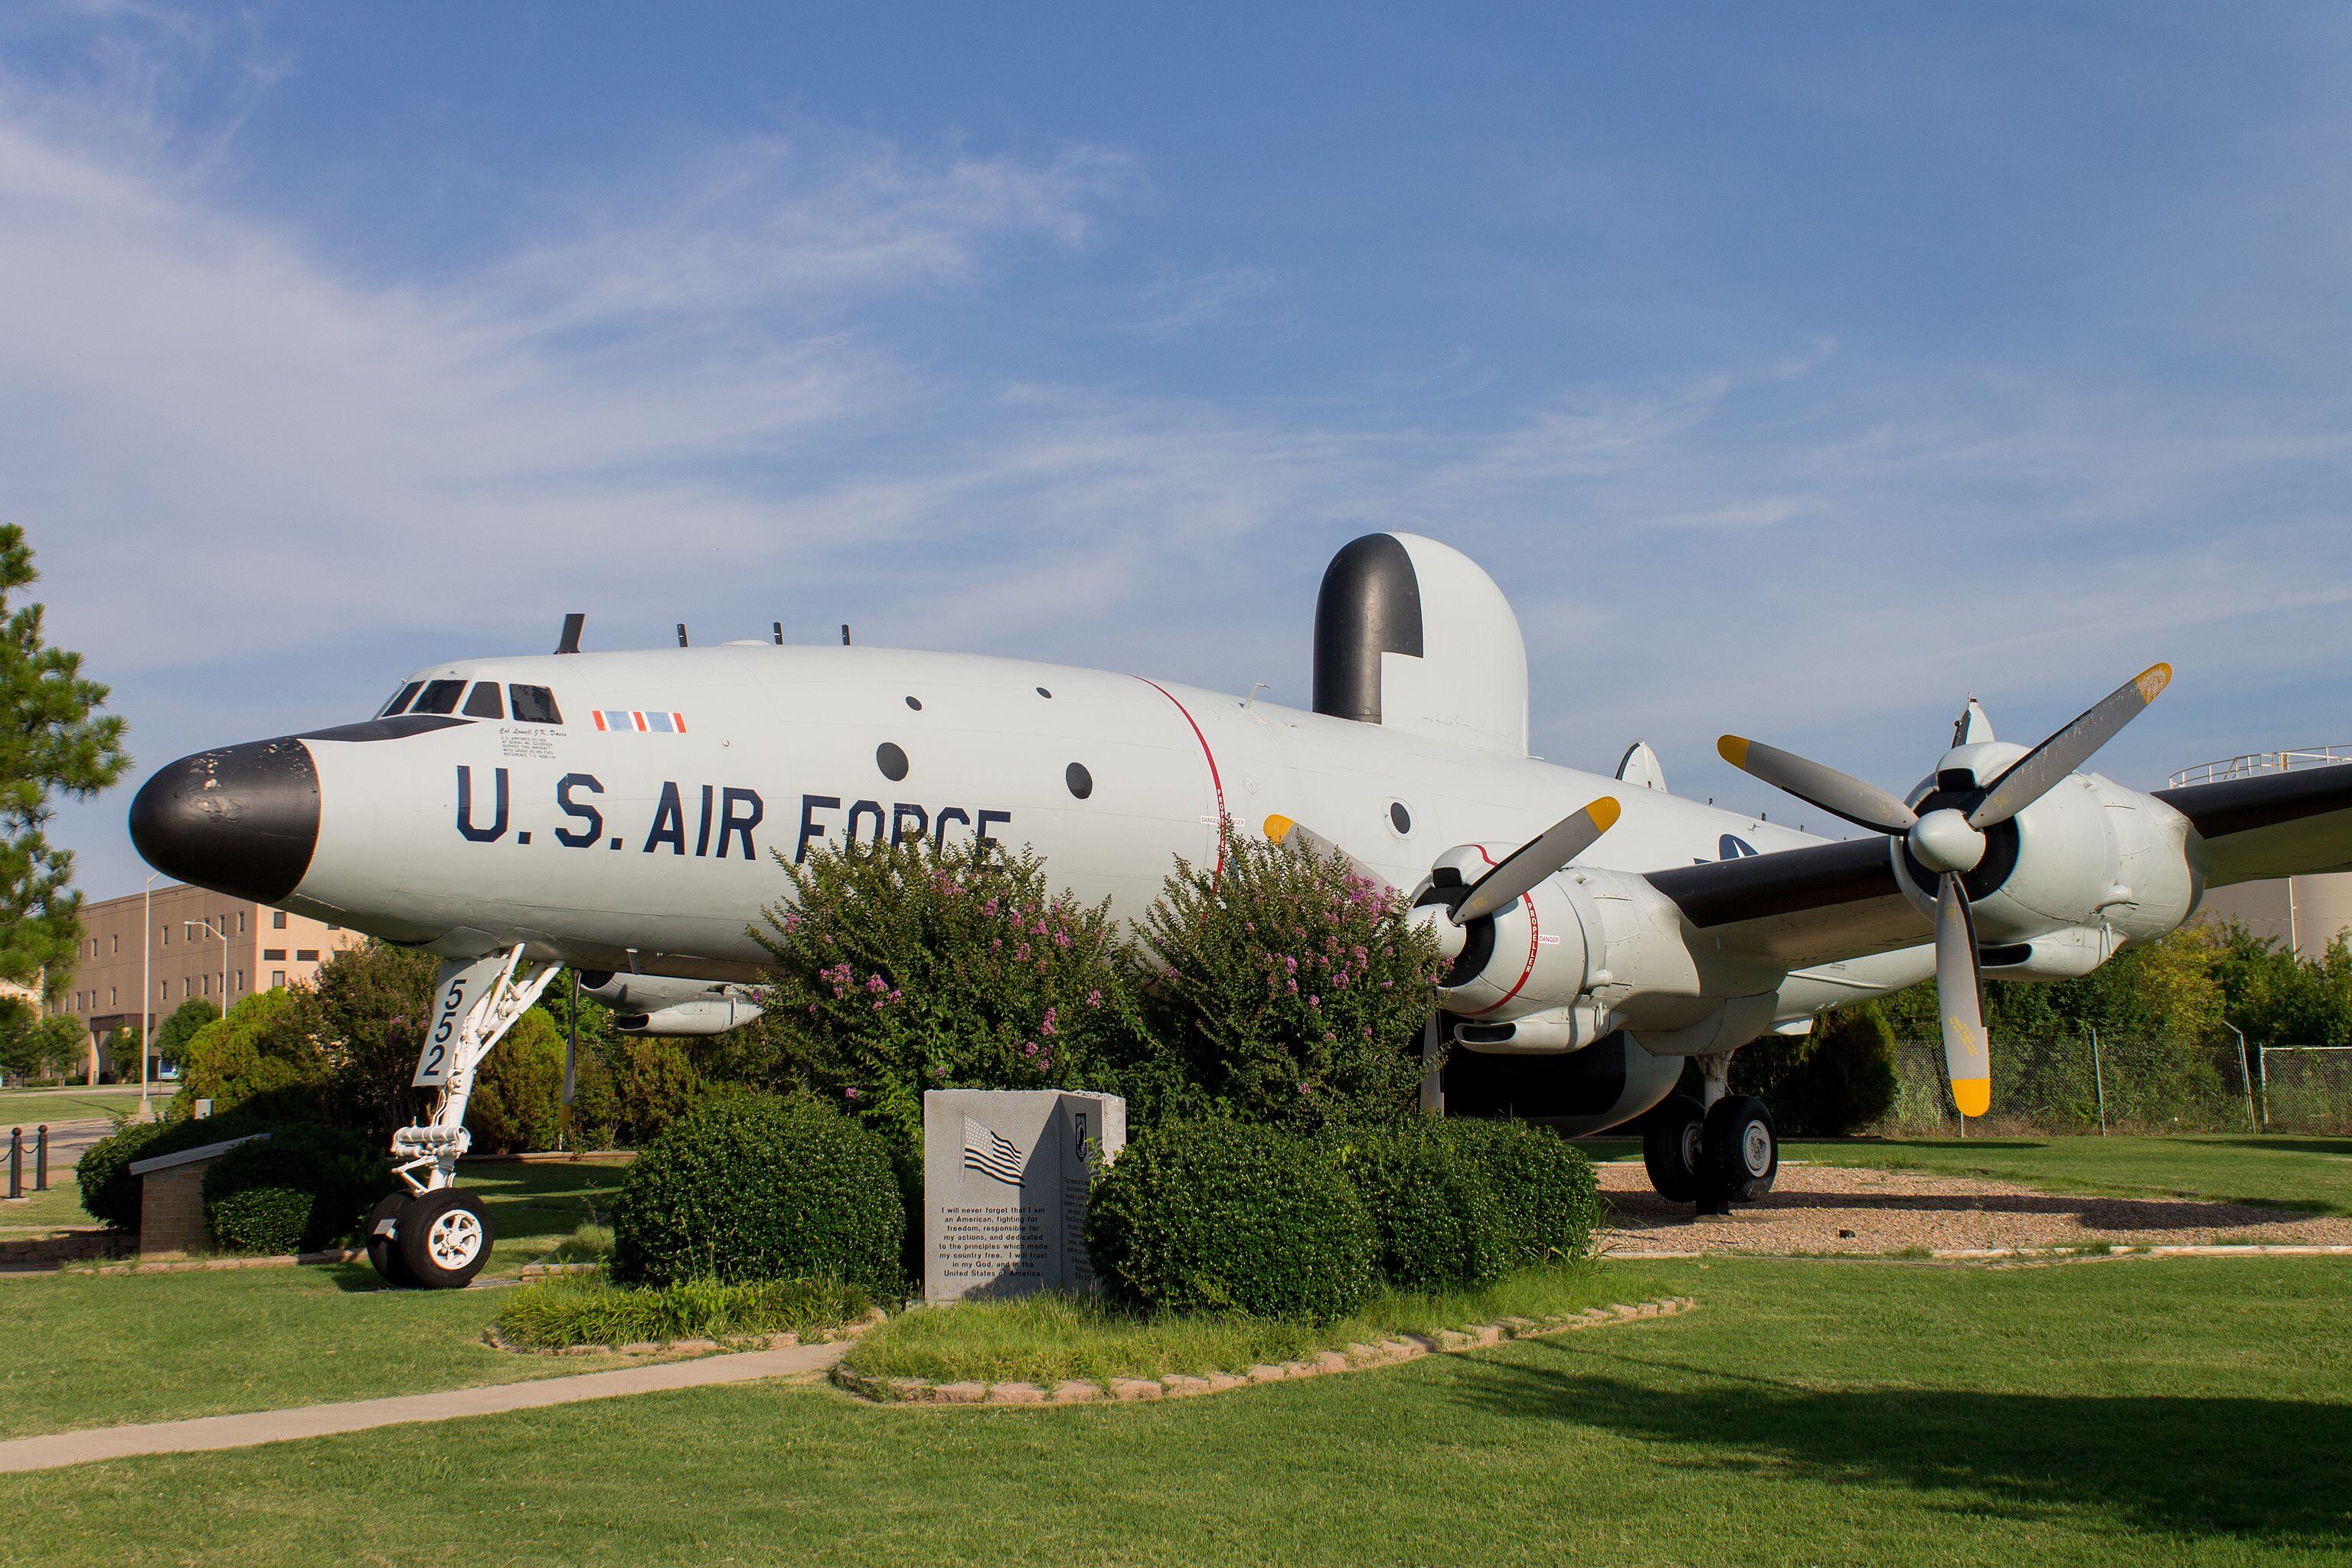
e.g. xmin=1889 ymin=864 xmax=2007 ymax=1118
xmin=962 ymin=1116 xmax=1025 ymax=1187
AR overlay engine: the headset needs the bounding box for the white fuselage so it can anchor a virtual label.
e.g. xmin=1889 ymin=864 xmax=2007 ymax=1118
xmin=286 ymin=644 xmax=1936 ymax=1016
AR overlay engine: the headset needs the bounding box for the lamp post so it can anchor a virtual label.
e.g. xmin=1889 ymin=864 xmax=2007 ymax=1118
xmin=139 ymin=876 xmax=155 ymax=1120
xmin=185 ymin=917 xmax=228 ymax=1027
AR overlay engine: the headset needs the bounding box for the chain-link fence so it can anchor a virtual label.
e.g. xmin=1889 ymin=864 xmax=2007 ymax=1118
xmin=1877 ymin=1034 xmax=2350 ymax=1135
xmin=2254 ymin=1047 xmax=2352 ymax=1135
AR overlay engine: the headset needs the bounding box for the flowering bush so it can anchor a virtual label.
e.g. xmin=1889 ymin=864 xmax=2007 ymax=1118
xmin=1133 ymin=824 xmax=1443 ymax=1130
xmin=755 ymin=837 xmax=1147 ymax=1149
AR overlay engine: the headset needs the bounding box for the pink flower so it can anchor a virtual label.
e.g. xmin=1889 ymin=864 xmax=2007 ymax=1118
xmin=1024 ymin=1041 xmax=1039 ymax=1057
xmin=844 ymin=1087 xmax=860 ymax=1100
xmin=1086 ymin=989 xmax=1102 ymax=1008
xmin=1041 ymin=1008 xmax=1059 ymax=1037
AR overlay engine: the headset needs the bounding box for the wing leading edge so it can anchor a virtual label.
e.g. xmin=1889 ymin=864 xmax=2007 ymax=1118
xmin=1642 ymin=763 xmax=2352 ymax=972
xmin=1644 ymin=837 xmax=1926 ymax=968
xmin=2156 ymin=763 xmax=2352 ymax=885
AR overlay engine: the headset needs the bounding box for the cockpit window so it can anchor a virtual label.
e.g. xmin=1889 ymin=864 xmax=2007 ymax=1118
xmin=462 ymin=681 xmax=505 ymax=720
xmin=380 ymin=681 xmax=423 ymax=717
xmin=413 ymin=679 xmax=466 ymax=715
xmin=508 ymin=684 xmax=563 ymax=725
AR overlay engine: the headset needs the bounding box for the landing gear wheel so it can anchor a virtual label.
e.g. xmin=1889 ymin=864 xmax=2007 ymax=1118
xmin=364 ymin=1193 xmax=418 ymax=1287
xmin=1642 ymin=1094 xmax=1707 ymax=1203
xmin=1703 ymin=1095 xmax=1779 ymax=1204
xmin=397 ymin=1189 xmax=494 ymax=1289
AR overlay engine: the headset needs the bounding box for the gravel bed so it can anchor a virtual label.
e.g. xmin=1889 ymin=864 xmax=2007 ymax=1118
xmin=1596 ymin=1161 xmax=2352 ymax=1256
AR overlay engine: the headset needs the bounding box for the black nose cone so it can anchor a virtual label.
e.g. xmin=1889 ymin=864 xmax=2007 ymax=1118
xmin=129 ymin=737 xmax=320 ymax=903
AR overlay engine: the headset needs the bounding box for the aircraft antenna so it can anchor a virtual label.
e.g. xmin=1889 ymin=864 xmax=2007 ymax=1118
xmin=554 ymin=612 xmax=585 ymax=655
xmin=841 ymin=623 xmax=852 ymax=645
xmin=677 ymin=623 xmax=689 ymax=648
xmin=773 ymin=622 xmax=784 ymax=645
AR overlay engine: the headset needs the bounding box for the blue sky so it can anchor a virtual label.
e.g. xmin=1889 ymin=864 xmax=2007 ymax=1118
xmin=12 ymin=2 xmax=2352 ymax=897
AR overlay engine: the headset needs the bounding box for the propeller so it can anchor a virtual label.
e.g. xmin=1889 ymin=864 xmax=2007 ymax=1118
xmin=1265 ymin=795 xmax=1622 ymax=941
xmin=1717 ymin=663 xmax=2171 ymax=1120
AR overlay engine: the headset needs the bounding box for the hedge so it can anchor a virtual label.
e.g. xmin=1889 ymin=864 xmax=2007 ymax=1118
xmin=1325 ymin=1122 xmax=1508 ymax=1291
xmin=610 ymin=1093 xmax=906 ymax=1292
xmin=200 ymin=1123 xmax=395 ymax=1254
xmin=75 ymin=1113 xmax=266 ymax=1232
xmin=1442 ymin=1119 xmax=1600 ymax=1269
xmin=1083 ymin=1118 xmax=1376 ymax=1321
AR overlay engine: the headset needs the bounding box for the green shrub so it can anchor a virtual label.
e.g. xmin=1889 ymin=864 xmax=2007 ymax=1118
xmin=1325 ymin=1122 xmax=1506 ymax=1291
xmin=494 ymin=1274 xmax=871 ymax=1350
xmin=200 ymin=1124 xmax=394 ymax=1253
xmin=756 ymin=836 xmax=1146 ymax=1151
xmin=608 ymin=1035 xmax=704 ymax=1145
xmin=1443 ymin=1119 xmax=1600 ymax=1268
xmin=74 ymin=1113 xmax=263 ymax=1232
xmin=207 ymin=1188 xmax=313 ymax=1254
xmin=466 ymin=1009 xmax=565 ymax=1153
xmin=611 ymin=1093 xmax=906 ymax=1292
xmin=1131 ymin=825 xmax=1443 ymax=1132
xmin=169 ymin=989 xmax=330 ymax=1124
xmin=1730 ymin=1004 xmax=1900 ymax=1135
xmin=1083 ymin=1118 xmax=1375 ymax=1321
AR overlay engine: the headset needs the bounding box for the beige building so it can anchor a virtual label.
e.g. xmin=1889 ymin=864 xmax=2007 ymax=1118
xmin=2176 ymin=748 xmax=2352 ymax=961
xmin=59 ymin=883 xmax=366 ymax=1076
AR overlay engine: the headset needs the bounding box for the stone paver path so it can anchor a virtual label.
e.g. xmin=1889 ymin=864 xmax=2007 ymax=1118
xmin=0 ymin=1338 xmax=848 ymax=1474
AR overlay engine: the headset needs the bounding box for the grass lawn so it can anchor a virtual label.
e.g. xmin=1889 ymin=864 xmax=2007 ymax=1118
xmin=1783 ymin=1134 xmax=2352 ymax=1217
xmin=0 ymin=1088 xmax=144 ymax=1127
xmin=0 ymin=1160 xmax=635 ymax=1439
xmin=1 ymin=1174 xmax=91 ymax=1235
xmin=5 ymin=1254 xmax=2345 ymax=1566
xmin=845 ymin=1261 xmax=1680 ymax=1388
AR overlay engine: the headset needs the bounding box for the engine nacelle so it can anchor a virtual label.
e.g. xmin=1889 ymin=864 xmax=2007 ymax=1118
xmin=612 ymin=998 xmax=761 ymax=1037
xmin=1893 ymin=750 xmax=2197 ymax=956
xmin=578 ymin=971 xmax=764 ymax=1035
xmin=1418 ymin=844 xmax=1597 ymax=1027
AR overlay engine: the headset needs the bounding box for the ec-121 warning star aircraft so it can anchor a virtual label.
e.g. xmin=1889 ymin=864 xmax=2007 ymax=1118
xmin=129 ymin=534 xmax=2352 ymax=1286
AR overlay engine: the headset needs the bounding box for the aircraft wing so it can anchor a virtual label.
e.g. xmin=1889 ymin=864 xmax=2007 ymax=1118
xmin=1643 ymin=838 xmax=1926 ymax=968
xmin=2156 ymin=764 xmax=2352 ymax=885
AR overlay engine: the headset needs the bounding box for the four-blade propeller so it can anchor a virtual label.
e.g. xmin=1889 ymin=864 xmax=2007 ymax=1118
xmin=1718 ymin=663 xmax=2171 ymax=1119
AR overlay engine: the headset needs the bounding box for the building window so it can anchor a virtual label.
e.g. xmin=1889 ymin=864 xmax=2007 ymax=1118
xmin=273 ymin=911 xmax=288 ymax=930
xmin=234 ymin=970 xmax=244 ymax=991
xmin=161 ymin=925 xmax=169 ymax=946
xmin=201 ymin=975 xmax=211 ymax=996
xmin=296 ymin=949 xmax=320 ymax=962
xmin=109 ymin=987 xmax=117 ymax=1007
xmin=263 ymin=949 xmax=286 ymax=961
xmin=328 ymin=924 xmax=342 ymax=932
xmin=111 ymin=935 xmax=119 ymax=955
xmin=272 ymin=970 xmax=286 ymax=989
xmin=237 ymin=912 xmax=247 ymax=934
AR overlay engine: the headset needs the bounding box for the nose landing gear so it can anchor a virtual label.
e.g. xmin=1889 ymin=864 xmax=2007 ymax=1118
xmin=368 ymin=945 xmax=550 ymax=1288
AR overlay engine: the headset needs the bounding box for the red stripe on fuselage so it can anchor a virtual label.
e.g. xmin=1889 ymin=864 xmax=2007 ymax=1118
xmin=1134 ymin=677 xmax=1227 ymax=875
xmin=1459 ymin=842 xmax=1540 ymax=1017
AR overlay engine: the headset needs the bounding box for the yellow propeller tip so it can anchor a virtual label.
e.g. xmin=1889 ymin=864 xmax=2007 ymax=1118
xmin=1952 ymin=1078 xmax=1991 ymax=1119
xmin=1263 ymin=815 xmax=1295 ymax=844
xmin=2135 ymin=663 xmax=2174 ymax=702
xmin=1587 ymin=796 xmax=1622 ymax=831
xmin=1717 ymin=736 xmax=1749 ymax=767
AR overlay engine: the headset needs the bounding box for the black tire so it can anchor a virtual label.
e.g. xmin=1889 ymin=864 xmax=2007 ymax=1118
xmin=1642 ymin=1094 xmax=1707 ymax=1203
xmin=397 ymin=1188 xmax=494 ymax=1289
xmin=364 ymin=1192 xmax=418 ymax=1288
xmin=1703 ymin=1095 xmax=1779 ymax=1204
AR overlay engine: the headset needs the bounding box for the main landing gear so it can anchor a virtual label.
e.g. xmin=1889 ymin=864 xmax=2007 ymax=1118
xmin=1641 ymin=1053 xmax=1779 ymax=1217
xmin=368 ymin=946 xmax=557 ymax=1289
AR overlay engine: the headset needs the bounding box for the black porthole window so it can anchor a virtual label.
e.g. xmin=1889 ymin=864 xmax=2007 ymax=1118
xmin=877 ymin=742 xmax=910 ymax=782
xmin=1389 ymin=801 xmax=1413 ymax=835
xmin=1036 ymin=686 xmax=1054 ymax=698
xmin=1066 ymin=763 xmax=1093 ymax=800
xmin=904 ymin=695 xmax=923 ymax=711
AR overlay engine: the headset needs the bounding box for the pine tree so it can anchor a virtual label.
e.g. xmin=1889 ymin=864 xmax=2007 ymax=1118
xmin=0 ymin=524 xmax=129 ymax=998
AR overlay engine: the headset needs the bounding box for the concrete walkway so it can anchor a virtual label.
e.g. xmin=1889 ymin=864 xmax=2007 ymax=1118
xmin=0 ymin=1338 xmax=849 ymax=1474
